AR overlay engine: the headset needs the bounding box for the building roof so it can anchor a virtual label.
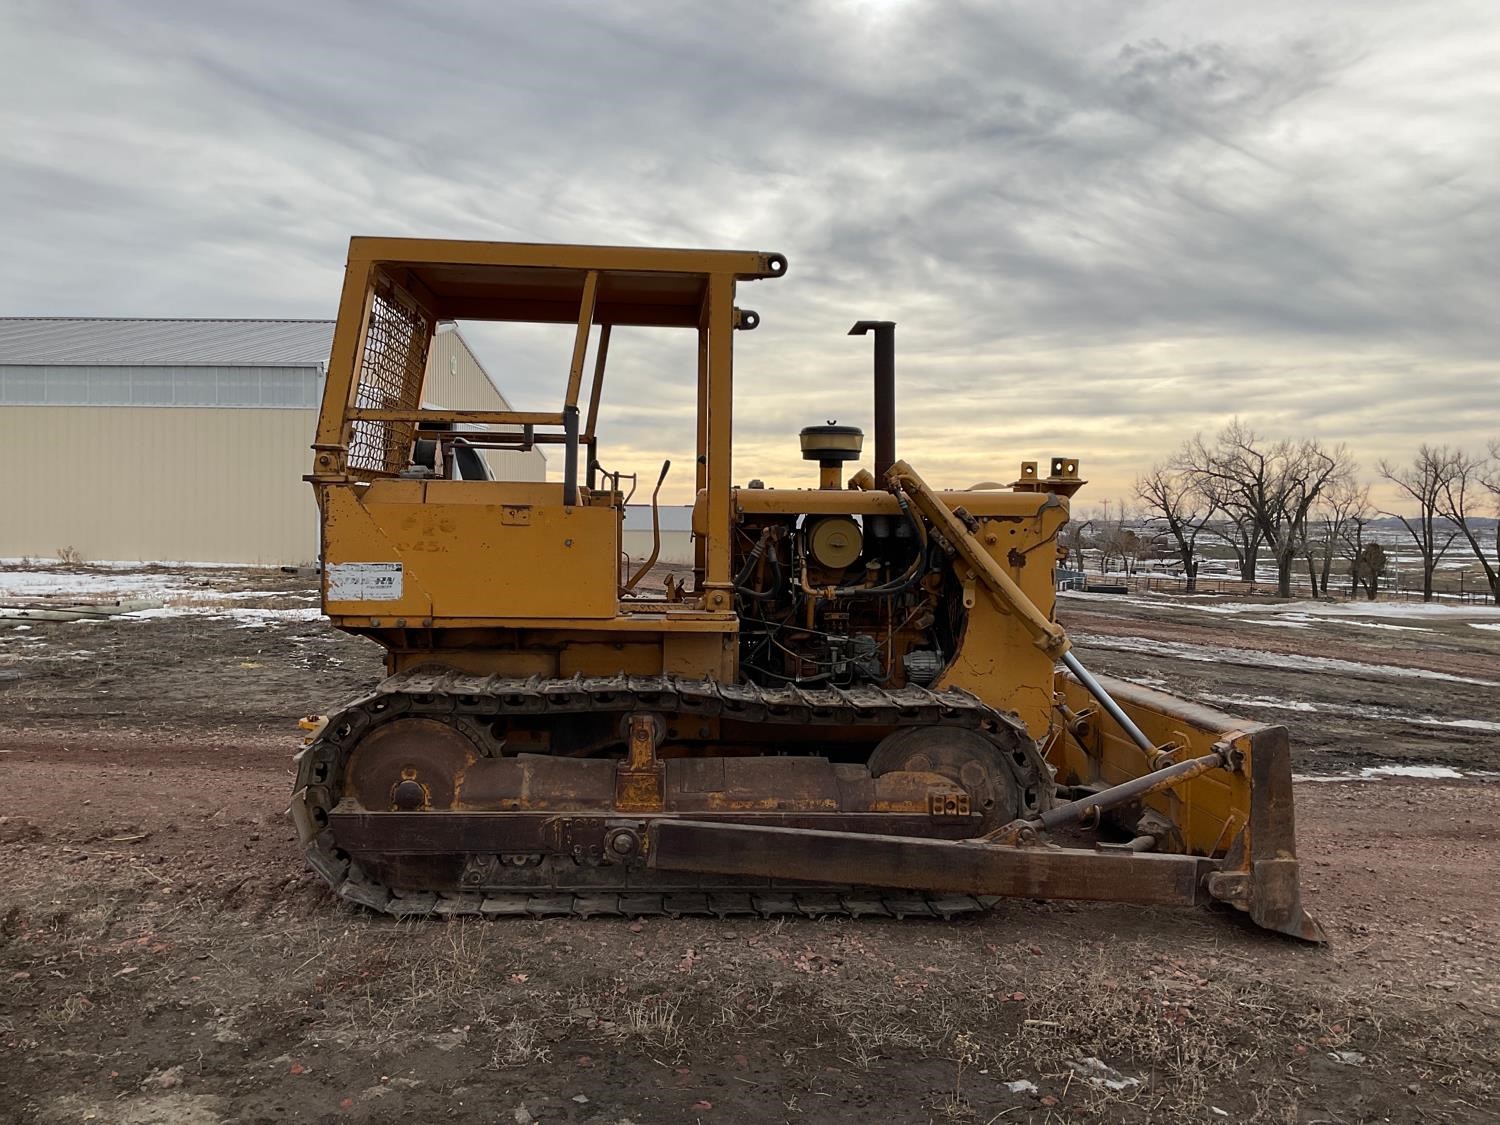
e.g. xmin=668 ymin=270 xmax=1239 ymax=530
xmin=0 ymin=318 xmax=334 ymax=367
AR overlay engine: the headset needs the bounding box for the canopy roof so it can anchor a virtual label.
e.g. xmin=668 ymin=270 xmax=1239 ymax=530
xmin=353 ymin=238 xmax=786 ymax=328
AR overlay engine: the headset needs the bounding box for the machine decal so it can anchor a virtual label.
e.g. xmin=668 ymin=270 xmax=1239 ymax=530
xmin=326 ymin=562 xmax=404 ymax=601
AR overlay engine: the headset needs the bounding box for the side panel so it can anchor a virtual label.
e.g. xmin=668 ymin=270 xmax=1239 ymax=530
xmin=322 ymin=480 xmax=618 ymax=619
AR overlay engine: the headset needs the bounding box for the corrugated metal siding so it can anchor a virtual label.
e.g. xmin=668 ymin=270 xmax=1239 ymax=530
xmin=425 ymin=328 xmax=510 ymax=411
xmin=0 ymin=406 xmax=319 ymax=565
xmin=0 ymin=323 xmax=543 ymax=565
xmin=0 ymin=318 xmax=334 ymax=366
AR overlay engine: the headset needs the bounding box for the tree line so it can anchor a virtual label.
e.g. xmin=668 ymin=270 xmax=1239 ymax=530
xmin=1121 ymin=421 xmax=1500 ymax=602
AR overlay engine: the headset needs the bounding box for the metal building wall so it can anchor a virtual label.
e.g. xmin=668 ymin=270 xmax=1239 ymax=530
xmin=621 ymin=506 xmax=695 ymax=565
xmin=620 ymin=530 xmax=695 ymax=566
xmin=424 ymin=326 xmax=547 ymax=482
xmin=0 ymin=325 xmax=543 ymax=566
xmin=0 ymin=405 xmax=320 ymax=564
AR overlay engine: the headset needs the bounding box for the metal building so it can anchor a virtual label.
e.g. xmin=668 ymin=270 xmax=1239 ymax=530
xmin=0 ymin=317 xmax=544 ymax=565
xmin=621 ymin=504 xmax=695 ymax=567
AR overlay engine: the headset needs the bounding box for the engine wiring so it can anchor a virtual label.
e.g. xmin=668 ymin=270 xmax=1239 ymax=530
xmin=735 ymin=522 xmax=951 ymax=687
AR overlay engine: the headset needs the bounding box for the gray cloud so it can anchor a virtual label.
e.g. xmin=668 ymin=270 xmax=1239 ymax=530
xmin=1 ymin=0 xmax=1495 ymax=503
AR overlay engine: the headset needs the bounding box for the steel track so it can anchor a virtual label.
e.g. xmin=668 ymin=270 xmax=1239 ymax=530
xmin=292 ymin=670 xmax=1050 ymax=919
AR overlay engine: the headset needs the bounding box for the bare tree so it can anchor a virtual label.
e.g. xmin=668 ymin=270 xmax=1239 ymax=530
xmin=1135 ymin=464 xmax=1217 ymax=592
xmin=1378 ymin=445 xmax=1460 ymax=602
xmin=1308 ymin=476 xmax=1370 ymax=596
xmin=1118 ymin=527 xmax=1143 ymax=576
xmin=1185 ymin=465 xmax=1262 ymax=582
xmin=1353 ymin=541 xmax=1386 ymax=600
xmin=1339 ymin=514 xmax=1373 ymax=597
xmin=1090 ymin=500 xmax=1131 ymax=575
xmin=1062 ymin=513 xmax=1092 ymax=575
xmin=1436 ymin=448 xmax=1499 ymax=604
xmin=1180 ymin=421 xmax=1354 ymax=597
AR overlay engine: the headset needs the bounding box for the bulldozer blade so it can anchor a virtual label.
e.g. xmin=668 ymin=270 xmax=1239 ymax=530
xmin=1051 ymin=671 xmax=1326 ymax=943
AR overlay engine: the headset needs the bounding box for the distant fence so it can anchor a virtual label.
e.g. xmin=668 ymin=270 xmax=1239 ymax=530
xmin=1376 ymin=586 xmax=1497 ymax=606
xmin=1069 ymin=570 xmax=1497 ymax=605
xmin=1125 ymin=574 xmax=1261 ymax=597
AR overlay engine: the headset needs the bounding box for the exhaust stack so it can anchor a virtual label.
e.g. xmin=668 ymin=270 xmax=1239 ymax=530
xmin=849 ymin=320 xmax=896 ymax=481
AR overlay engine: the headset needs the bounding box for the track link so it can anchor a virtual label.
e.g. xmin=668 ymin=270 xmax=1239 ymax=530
xmin=292 ymin=671 xmax=1050 ymax=920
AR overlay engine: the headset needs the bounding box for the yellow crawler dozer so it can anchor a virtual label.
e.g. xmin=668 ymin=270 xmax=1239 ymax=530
xmin=291 ymin=238 xmax=1322 ymax=941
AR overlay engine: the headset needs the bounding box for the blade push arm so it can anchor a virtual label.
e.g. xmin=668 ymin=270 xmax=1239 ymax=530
xmin=888 ymin=459 xmax=1068 ymax=657
xmin=889 ymin=460 xmax=1163 ymax=759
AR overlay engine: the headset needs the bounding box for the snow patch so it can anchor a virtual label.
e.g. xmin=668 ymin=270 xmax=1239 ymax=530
xmin=0 ymin=566 xmax=313 ymax=605
xmin=1059 ymin=589 xmax=1500 ymax=626
xmin=125 ymin=606 xmax=324 ymax=626
xmin=1296 ymin=765 xmax=1471 ymax=783
xmin=1205 ymin=694 xmax=1500 ymax=735
xmin=1119 ymin=674 xmax=1169 ymax=689
xmin=1198 ymin=693 xmax=1318 ymax=713
xmin=1412 ymin=716 xmax=1500 ymax=734
xmin=1333 ymin=619 xmax=1433 ymax=632
xmin=1362 ymin=764 xmax=1465 ymax=780
xmin=1 ymin=570 xmax=191 ymax=598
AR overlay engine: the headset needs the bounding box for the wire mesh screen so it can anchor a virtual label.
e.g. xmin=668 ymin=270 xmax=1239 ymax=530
xmin=347 ymin=276 xmax=434 ymax=476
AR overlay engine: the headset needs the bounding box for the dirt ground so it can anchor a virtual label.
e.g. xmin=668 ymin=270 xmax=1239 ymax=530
xmin=1 ymin=567 xmax=1497 ymax=1124
xmin=1058 ymin=591 xmax=1500 ymax=775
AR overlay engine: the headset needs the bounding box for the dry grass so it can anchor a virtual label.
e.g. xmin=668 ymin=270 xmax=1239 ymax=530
xmin=487 ymin=1012 xmax=551 ymax=1068
xmin=273 ymin=918 xmax=1496 ymax=1119
xmin=5 ymin=865 xmax=1498 ymax=1123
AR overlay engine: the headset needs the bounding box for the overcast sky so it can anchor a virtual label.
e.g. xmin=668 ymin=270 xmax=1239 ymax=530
xmin=2 ymin=1 xmax=1496 ymax=508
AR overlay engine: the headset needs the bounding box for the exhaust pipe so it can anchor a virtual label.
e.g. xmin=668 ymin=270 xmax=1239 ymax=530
xmin=849 ymin=320 xmax=895 ymax=481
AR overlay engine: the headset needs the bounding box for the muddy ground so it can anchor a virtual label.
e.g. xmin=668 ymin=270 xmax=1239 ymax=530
xmin=1058 ymin=591 xmax=1500 ymax=775
xmin=1 ymin=567 xmax=1497 ymax=1124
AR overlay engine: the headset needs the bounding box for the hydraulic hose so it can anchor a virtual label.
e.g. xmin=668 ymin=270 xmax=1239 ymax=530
xmin=734 ymin=526 xmax=784 ymax=601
